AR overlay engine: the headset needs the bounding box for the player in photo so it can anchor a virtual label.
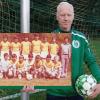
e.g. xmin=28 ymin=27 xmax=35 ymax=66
xmin=25 ymin=53 xmax=34 ymax=71
xmin=53 ymin=55 xmax=62 ymax=79
xmin=43 ymin=54 xmax=54 ymax=79
xmin=49 ymin=37 xmax=59 ymax=60
xmin=40 ymin=36 xmax=50 ymax=59
xmin=33 ymin=55 xmax=44 ymax=78
xmin=16 ymin=55 xmax=25 ymax=76
xmin=21 ymin=36 xmax=31 ymax=60
xmin=32 ymin=34 xmax=41 ymax=59
xmin=9 ymin=54 xmax=17 ymax=78
xmin=60 ymin=37 xmax=71 ymax=77
xmin=11 ymin=37 xmax=21 ymax=59
xmin=0 ymin=36 xmax=10 ymax=60
xmin=0 ymin=53 xmax=10 ymax=78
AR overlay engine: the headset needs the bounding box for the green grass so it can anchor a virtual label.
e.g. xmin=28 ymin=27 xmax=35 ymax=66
xmin=90 ymin=39 xmax=100 ymax=64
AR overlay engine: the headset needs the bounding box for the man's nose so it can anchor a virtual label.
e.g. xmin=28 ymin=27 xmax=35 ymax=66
xmin=64 ymin=15 xmax=68 ymax=21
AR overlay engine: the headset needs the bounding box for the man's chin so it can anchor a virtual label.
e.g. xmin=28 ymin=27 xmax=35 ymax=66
xmin=61 ymin=27 xmax=70 ymax=32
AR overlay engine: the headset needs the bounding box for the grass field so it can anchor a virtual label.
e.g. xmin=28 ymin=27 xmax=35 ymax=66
xmin=0 ymin=38 xmax=100 ymax=100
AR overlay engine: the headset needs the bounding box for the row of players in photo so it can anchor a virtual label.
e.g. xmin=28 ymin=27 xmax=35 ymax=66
xmin=0 ymin=35 xmax=61 ymax=61
xmin=0 ymin=53 xmax=64 ymax=80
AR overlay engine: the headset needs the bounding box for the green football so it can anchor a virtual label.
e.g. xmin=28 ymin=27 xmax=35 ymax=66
xmin=75 ymin=74 xmax=97 ymax=97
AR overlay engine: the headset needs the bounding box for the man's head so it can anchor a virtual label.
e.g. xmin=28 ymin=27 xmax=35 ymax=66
xmin=35 ymin=55 xmax=41 ymax=61
xmin=56 ymin=2 xmax=74 ymax=32
xmin=19 ymin=55 xmax=24 ymax=62
xmin=3 ymin=37 xmax=8 ymax=42
xmin=4 ymin=53 xmax=9 ymax=60
xmin=11 ymin=54 xmax=17 ymax=61
xmin=15 ymin=37 xmax=18 ymax=43
xmin=34 ymin=34 xmax=39 ymax=40
xmin=24 ymin=37 xmax=29 ymax=42
xmin=42 ymin=36 xmax=48 ymax=43
xmin=64 ymin=36 xmax=69 ymax=43
xmin=52 ymin=37 xmax=56 ymax=43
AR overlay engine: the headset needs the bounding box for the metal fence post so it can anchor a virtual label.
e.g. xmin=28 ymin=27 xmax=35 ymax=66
xmin=21 ymin=0 xmax=30 ymax=99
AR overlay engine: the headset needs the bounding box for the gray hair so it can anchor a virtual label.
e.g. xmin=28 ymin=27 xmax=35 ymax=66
xmin=57 ymin=2 xmax=74 ymax=13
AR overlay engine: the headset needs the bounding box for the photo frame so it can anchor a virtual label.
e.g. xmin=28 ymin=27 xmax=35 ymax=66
xmin=0 ymin=33 xmax=71 ymax=88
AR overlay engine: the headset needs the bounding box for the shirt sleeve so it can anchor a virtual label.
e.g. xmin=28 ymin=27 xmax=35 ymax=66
xmin=84 ymin=40 xmax=100 ymax=83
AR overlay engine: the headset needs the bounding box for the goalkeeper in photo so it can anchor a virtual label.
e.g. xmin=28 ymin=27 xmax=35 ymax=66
xmin=46 ymin=1 xmax=100 ymax=100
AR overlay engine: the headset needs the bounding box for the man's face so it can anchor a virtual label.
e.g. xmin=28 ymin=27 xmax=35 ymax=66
xmin=64 ymin=38 xmax=69 ymax=43
xmin=35 ymin=36 xmax=39 ymax=41
xmin=52 ymin=38 xmax=56 ymax=43
xmin=46 ymin=58 xmax=51 ymax=62
xmin=25 ymin=37 xmax=28 ymax=41
xmin=15 ymin=38 xmax=18 ymax=43
xmin=4 ymin=38 xmax=8 ymax=42
xmin=43 ymin=38 xmax=47 ymax=42
xmin=4 ymin=55 xmax=9 ymax=60
xmin=56 ymin=5 xmax=74 ymax=31
xmin=12 ymin=57 xmax=17 ymax=62
xmin=19 ymin=57 xmax=24 ymax=62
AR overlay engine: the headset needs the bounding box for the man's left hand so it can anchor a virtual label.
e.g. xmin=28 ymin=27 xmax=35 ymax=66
xmin=88 ymin=84 xmax=100 ymax=99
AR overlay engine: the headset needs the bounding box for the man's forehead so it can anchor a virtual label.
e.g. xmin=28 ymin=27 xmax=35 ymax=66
xmin=57 ymin=2 xmax=74 ymax=13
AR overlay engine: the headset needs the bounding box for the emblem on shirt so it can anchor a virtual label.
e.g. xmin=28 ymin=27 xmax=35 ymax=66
xmin=72 ymin=40 xmax=80 ymax=48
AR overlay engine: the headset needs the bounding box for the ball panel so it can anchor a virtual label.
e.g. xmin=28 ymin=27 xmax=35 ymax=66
xmin=75 ymin=74 xmax=97 ymax=97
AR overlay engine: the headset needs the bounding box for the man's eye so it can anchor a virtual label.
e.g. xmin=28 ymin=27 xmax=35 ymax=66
xmin=67 ymin=14 xmax=72 ymax=16
xmin=61 ymin=14 xmax=65 ymax=17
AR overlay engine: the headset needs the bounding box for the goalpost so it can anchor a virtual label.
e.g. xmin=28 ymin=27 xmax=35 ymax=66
xmin=20 ymin=0 xmax=30 ymax=100
xmin=21 ymin=0 xmax=30 ymax=33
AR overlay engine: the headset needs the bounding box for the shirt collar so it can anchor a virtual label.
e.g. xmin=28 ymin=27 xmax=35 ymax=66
xmin=58 ymin=27 xmax=72 ymax=33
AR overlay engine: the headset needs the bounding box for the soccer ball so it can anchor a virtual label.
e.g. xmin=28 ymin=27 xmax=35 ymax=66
xmin=26 ymin=72 xmax=33 ymax=80
xmin=18 ymin=73 xmax=22 ymax=79
xmin=75 ymin=74 xmax=97 ymax=97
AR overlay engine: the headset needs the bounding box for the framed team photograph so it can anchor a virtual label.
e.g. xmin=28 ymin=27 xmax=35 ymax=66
xmin=0 ymin=33 xmax=71 ymax=87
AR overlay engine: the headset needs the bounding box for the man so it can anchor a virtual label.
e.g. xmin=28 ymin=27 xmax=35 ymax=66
xmin=33 ymin=55 xmax=43 ymax=78
xmin=11 ymin=37 xmax=21 ymax=59
xmin=47 ymin=2 xmax=100 ymax=100
xmin=53 ymin=55 xmax=62 ymax=79
xmin=21 ymin=37 xmax=31 ymax=60
xmin=0 ymin=53 xmax=10 ymax=78
xmin=49 ymin=37 xmax=59 ymax=60
xmin=16 ymin=55 xmax=25 ymax=74
xmin=43 ymin=54 xmax=54 ymax=79
xmin=25 ymin=53 xmax=34 ymax=70
xmin=60 ymin=37 xmax=71 ymax=78
xmin=9 ymin=54 xmax=17 ymax=77
xmin=0 ymin=36 xmax=10 ymax=60
xmin=40 ymin=36 xmax=50 ymax=59
xmin=32 ymin=34 xmax=41 ymax=59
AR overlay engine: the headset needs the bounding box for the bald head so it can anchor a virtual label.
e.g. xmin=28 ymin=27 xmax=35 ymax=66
xmin=56 ymin=2 xmax=74 ymax=32
xmin=57 ymin=2 xmax=74 ymax=14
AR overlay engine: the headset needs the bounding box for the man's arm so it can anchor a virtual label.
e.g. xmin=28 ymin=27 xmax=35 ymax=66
xmin=84 ymin=42 xmax=100 ymax=82
xmin=84 ymin=40 xmax=100 ymax=98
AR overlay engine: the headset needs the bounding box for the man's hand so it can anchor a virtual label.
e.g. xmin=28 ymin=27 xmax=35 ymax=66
xmin=88 ymin=84 xmax=100 ymax=99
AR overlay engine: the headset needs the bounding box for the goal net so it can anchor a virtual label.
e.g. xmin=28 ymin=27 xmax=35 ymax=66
xmin=0 ymin=0 xmax=20 ymax=32
xmin=0 ymin=0 xmax=100 ymax=100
